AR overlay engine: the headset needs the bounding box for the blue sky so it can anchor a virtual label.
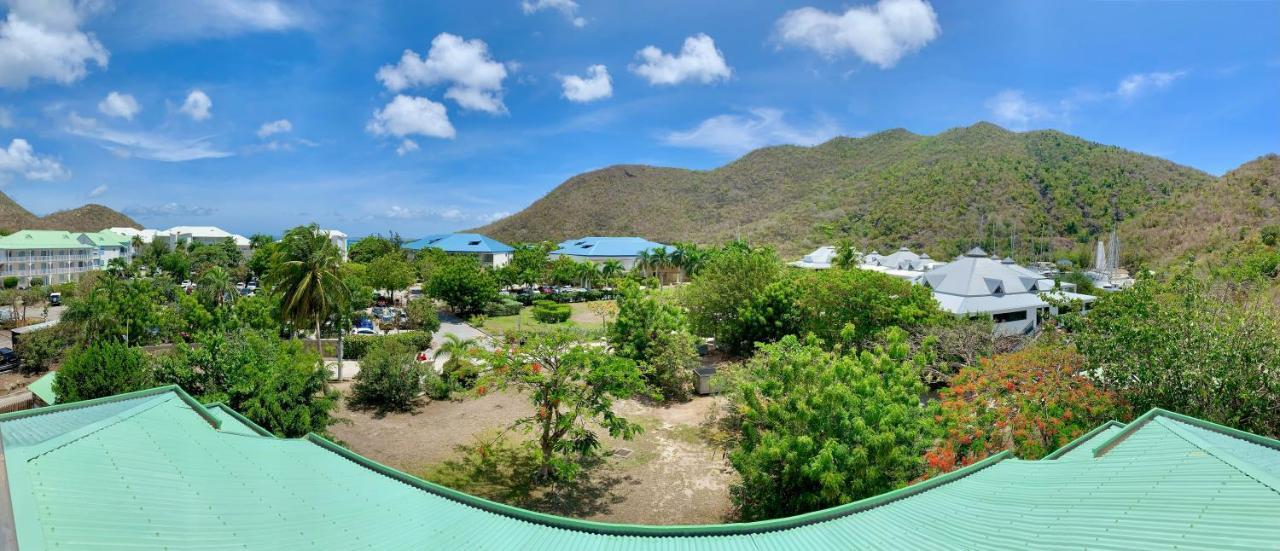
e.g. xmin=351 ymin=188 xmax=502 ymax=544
xmin=1 ymin=0 xmax=1277 ymax=238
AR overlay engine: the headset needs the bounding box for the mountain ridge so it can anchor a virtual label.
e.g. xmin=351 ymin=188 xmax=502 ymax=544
xmin=474 ymin=122 xmax=1222 ymax=261
xmin=0 ymin=192 xmax=141 ymax=234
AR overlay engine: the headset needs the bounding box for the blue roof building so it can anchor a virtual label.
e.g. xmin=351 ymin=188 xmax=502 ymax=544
xmin=551 ymin=237 xmax=674 ymax=271
xmin=402 ymin=233 xmax=514 ymax=268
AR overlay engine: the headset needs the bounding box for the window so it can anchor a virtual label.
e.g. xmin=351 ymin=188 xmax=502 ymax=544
xmin=993 ymin=310 xmax=1028 ymax=323
xmin=468 ymin=240 xmax=481 ymax=246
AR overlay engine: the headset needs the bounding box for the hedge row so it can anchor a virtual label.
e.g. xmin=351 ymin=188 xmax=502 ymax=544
xmin=511 ymin=289 xmax=614 ymax=306
xmin=343 ymin=331 xmax=434 ymax=360
xmin=531 ymin=300 xmax=571 ymax=323
xmin=483 ymin=298 xmax=523 ymax=317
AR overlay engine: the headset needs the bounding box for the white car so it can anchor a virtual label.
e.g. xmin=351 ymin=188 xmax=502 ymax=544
xmin=351 ymin=327 xmax=378 ymax=336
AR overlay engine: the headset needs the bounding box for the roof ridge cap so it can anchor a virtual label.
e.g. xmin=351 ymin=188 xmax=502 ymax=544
xmin=1154 ymin=417 xmax=1280 ymax=494
xmin=20 ymin=395 xmax=176 ymax=461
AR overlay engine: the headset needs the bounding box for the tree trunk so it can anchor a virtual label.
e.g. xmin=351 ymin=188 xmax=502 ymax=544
xmin=315 ymin=316 xmax=324 ymax=359
xmin=336 ymin=330 xmax=345 ymax=380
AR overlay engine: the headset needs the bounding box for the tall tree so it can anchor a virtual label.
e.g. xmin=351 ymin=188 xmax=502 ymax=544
xmin=366 ymin=254 xmax=415 ymax=305
xmin=266 ymin=224 xmax=349 ymax=357
xmin=198 ymin=266 xmax=236 ymax=308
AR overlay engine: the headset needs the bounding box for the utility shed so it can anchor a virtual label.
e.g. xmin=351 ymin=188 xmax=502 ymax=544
xmin=0 ymin=387 xmax=1277 ymax=549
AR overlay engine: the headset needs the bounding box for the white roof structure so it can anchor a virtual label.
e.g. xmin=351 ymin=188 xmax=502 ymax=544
xmin=921 ymin=247 xmax=1066 ymax=315
xmin=168 ymin=226 xmax=251 ymax=247
xmin=789 ymin=245 xmax=839 ymax=269
xmin=861 ymin=247 xmax=942 ymax=272
xmin=107 ymin=227 xmax=171 ymax=243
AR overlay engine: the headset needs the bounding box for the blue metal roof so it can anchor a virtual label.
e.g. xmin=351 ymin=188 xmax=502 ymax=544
xmin=402 ymin=233 xmax=514 ymax=254
xmin=552 ymin=236 xmax=672 ymax=258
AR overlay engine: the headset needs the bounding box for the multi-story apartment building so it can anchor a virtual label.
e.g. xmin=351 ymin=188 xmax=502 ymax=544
xmin=0 ymin=231 xmax=100 ymax=287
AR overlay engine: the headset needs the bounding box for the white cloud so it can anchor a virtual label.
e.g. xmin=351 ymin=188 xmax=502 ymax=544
xmin=0 ymin=138 xmax=69 ymax=181
xmin=0 ymin=0 xmax=109 ymax=89
xmin=89 ymin=184 xmax=108 ymax=197
xmin=559 ymin=64 xmax=612 ymax=102
xmin=111 ymin=0 xmax=308 ymax=42
xmin=1115 ymin=71 xmax=1187 ymax=100
xmin=381 ymin=205 xmax=503 ymax=222
xmin=124 ymin=202 xmax=216 ymax=217
xmin=630 ymin=33 xmax=731 ymax=86
xmin=521 ymin=0 xmax=585 ymax=27
xmin=181 ymin=90 xmax=213 ymax=121
xmin=984 ymin=90 xmax=1052 ymax=129
xmin=256 ymin=118 xmax=292 ymax=138
xmin=65 ymin=112 xmax=232 ymax=162
xmin=396 ymin=139 xmax=419 ymax=156
xmin=376 ymin=33 xmax=509 ymax=114
xmin=775 ymin=0 xmax=940 ymax=69
xmin=484 ymin=210 xmax=511 ymax=222
xmin=98 ymin=92 xmax=141 ymax=120
xmin=663 ymin=108 xmax=842 ymax=155
xmin=366 ymin=95 xmax=456 ymax=139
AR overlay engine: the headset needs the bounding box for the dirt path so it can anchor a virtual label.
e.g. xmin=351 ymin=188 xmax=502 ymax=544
xmin=329 ymin=385 xmax=737 ymax=525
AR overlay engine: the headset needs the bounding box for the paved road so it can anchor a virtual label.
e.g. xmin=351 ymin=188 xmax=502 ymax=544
xmin=428 ymin=312 xmax=489 ymax=372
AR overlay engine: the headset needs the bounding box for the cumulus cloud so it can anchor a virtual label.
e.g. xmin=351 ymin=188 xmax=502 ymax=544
xmin=181 ymin=90 xmax=213 ymax=121
xmin=663 ymin=108 xmax=842 ymax=155
xmin=366 ymin=95 xmax=456 ymax=139
xmin=0 ymin=138 xmax=69 ymax=181
xmin=123 ymin=202 xmax=216 ymax=217
xmin=376 ymin=33 xmax=509 ymax=114
xmin=984 ymin=90 xmax=1052 ymax=129
xmin=775 ymin=0 xmax=939 ymax=69
xmin=395 ymin=139 xmax=419 ymax=156
xmin=256 ymin=118 xmax=292 ymax=138
xmin=98 ymin=92 xmax=141 ymax=120
xmin=65 ymin=112 xmax=232 ymax=162
xmin=1115 ymin=71 xmax=1187 ymax=100
xmin=559 ymin=64 xmax=612 ymax=102
xmin=521 ymin=0 xmax=585 ymax=27
xmin=630 ymin=33 xmax=731 ymax=86
xmin=0 ymin=0 xmax=110 ymax=89
xmin=89 ymin=184 xmax=108 ymax=197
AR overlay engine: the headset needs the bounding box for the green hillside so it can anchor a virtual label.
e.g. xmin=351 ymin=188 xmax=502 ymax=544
xmin=1120 ymin=154 xmax=1280 ymax=269
xmin=0 ymin=191 xmax=142 ymax=233
xmin=475 ymin=122 xmax=1215 ymax=259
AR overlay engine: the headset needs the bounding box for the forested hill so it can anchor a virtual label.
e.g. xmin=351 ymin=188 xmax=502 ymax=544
xmin=1120 ymin=154 xmax=1280 ymax=268
xmin=474 ymin=122 xmax=1215 ymax=259
xmin=0 ymin=191 xmax=141 ymax=233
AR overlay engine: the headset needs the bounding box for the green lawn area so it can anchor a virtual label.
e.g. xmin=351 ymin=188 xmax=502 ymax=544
xmin=477 ymin=300 xmax=613 ymax=336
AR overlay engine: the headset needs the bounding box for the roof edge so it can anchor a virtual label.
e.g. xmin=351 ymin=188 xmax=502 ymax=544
xmin=203 ymin=402 xmax=275 ymax=437
xmin=1092 ymin=407 xmax=1280 ymax=459
xmin=306 ymin=432 xmax=1011 ymax=537
xmin=1043 ymin=420 xmax=1126 ymax=460
xmin=0 ymin=385 xmax=222 ymax=432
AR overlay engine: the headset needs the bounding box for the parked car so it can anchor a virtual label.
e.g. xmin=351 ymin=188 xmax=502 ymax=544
xmin=47 ymin=292 xmax=61 ymax=306
xmin=0 ymin=347 xmax=17 ymax=372
xmin=351 ymin=327 xmax=378 ymax=336
xmin=355 ymin=317 xmax=375 ymax=330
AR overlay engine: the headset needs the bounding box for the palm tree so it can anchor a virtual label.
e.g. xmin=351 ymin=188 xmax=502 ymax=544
xmin=266 ymin=224 xmax=348 ymax=358
xmin=599 ymin=260 xmax=624 ymax=286
xmin=436 ymin=333 xmax=477 ymax=375
xmin=635 ymin=249 xmax=654 ymax=279
xmin=646 ymin=247 xmax=671 ymax=285
xmin=198 ymin=266 xmax=236 ymax=307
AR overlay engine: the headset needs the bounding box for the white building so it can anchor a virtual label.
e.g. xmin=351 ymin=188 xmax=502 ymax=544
xmin=0 ymin=231 xmax=99 ymax=287
xmin=860 ymin=247 xmax=944 ymax=281
xmin=322 ymin=229 xmax=349 ymax=261
xmin=108 ymin=227 xmax=174 ymax=253
xmin=920 ymin=247 xmax=1096 ymax=335
xmin=167 ymin=226 xmax=251 ymax=254
xmin=789 ymin=245 xmax=838 ymax=269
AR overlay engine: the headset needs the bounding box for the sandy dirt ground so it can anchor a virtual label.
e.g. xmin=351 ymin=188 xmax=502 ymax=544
xmin=329 ymin=383 xmax=737 ymax=525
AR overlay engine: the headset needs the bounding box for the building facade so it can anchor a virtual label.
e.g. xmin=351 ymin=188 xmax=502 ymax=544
xmin=0 ymin=230 xmax=99 ymax=287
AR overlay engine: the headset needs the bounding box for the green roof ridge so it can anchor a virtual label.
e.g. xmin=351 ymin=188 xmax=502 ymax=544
xmin=1043 ymin=419 xmax=1126 ymax=460
xmin=306 ymin=431 xmax=1011 ymax=537
xmin=0 ymin=385 xmax=222 ymax=431
xmin=1154 ymin=416 xmax=1280 ymax=494
xmin=202 ymin=402 xmax=275 ymax=437
xmin=1092 ymin=407 xmax=1280 ymax=459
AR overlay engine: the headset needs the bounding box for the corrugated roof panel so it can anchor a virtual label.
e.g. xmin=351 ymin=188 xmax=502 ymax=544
xmin=1 ymin=391 xmax=1277 ymax=549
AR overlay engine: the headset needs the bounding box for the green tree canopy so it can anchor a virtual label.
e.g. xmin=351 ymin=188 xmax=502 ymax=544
xmin=427 ymin=256 xmax=498 ymax=315
xmin=54 ymin=341 xmax=153 ymax=403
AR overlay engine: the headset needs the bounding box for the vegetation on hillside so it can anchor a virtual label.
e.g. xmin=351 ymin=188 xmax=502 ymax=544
xmin=0 ymin=191 xmax=141 ymax=233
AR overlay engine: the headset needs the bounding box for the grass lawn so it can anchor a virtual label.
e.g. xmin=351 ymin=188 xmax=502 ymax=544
xmin=478 ymin=300 xmax=613 ymax=336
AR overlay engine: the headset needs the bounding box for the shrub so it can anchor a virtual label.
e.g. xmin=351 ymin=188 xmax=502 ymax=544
xmin=484 ymin=298 xmax=523 ymax=317
xmin=14 ymin=326 xmax=68 ymax=374
xmin=2 ymin=277 xmax=17 ymax=289
xmin=1262 ymin=224 xmax=1280 ymax=247
xmin=405 ymin=297 xmax=441 ymax=332
xmin=53 ymin=341 xmax=153 ymax=403
xmin=349 ymin=339 xmax=429 ymax=413
xmin=28 ymin=277 xmax=44 ymax=287
xmin=531 ymin=300 xmax=570 ymax=323
xmin=342 ymin=330 xmax=434 ymax=360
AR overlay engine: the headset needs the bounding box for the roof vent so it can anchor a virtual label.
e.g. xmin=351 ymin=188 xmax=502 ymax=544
xmin=1002 ymin=257 xmax=1016 ymax=264
xmin=965 ymin=246 xmax=988 ymax=257
xmin=468 ymin=241 xmax=481 ymax=246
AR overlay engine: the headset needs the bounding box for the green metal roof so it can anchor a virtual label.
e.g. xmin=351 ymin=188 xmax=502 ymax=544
xmin=0 ymin=386 xmax=1277 ymax=549
xmin=24 ymin=372 xmax=56 ymax=406
xmin=0 ymin=231 xmax=93 ymax=250
xmin=78 ymin=230 xmax=131 ymax=248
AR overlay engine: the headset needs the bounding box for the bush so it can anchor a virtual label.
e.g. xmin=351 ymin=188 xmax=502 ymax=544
xmin=2 ymin=277 xmax=16 ymax=289
xmin=405 ymin=297 xmax=441 ymax=332
xmin=531 ymin=300 xmax=570 ymax=323
xmin=484 ymin=298 xmax=524 ymax=317
xmin=14 ymin=326 xmax=68 ymax=374
xmin=349 ymin=339 xmax=429 ymax=413
xmin=342 ymin=331 xmax=434 ymax=360
xmin=53 ymin=341 xmax=153 ymax=403
xmin=28 ymin=277 xmax=44 ymax=287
